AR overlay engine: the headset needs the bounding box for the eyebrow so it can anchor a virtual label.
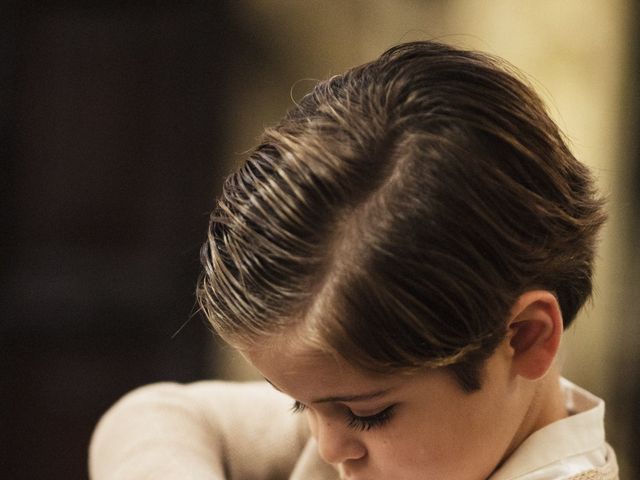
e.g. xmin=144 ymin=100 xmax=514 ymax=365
xmin=263 ymin=378 xmax=392 ymax=404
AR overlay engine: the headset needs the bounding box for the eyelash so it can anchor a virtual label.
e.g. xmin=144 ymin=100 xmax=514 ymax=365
xmin=291 ymin=401 xmax=395 ymax=432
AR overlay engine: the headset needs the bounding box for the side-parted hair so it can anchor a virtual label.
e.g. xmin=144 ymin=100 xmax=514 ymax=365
xmin=197 ymin=41 xmax=606 ymax=391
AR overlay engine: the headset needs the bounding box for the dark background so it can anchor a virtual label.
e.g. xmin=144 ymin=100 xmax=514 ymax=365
xmin=1 ymin=2 xmax=250 ymax=478
xmin=2 ymin=2 xmax=638 ymax=479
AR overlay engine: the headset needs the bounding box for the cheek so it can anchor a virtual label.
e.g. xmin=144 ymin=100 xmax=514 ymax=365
xmin=359 ymin=412 xmax=443 ymax=475
xmin=367 ymin=400 xmax=510 ymax=480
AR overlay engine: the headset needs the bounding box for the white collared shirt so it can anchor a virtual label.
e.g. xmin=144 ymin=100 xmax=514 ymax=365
xmin=488 ymin=378 xmax=618 ymax=480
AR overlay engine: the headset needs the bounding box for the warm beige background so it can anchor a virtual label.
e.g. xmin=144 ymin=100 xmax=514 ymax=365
xmin=210 ymin=1 xmax=637 ymax=475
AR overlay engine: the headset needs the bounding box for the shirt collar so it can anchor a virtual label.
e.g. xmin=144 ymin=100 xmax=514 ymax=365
xmin=488 ymin=378 xmax=605 ymax=480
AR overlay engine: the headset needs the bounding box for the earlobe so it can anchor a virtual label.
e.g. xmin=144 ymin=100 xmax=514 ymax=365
xmin=507 ymin=291 xmax=563 ymax=380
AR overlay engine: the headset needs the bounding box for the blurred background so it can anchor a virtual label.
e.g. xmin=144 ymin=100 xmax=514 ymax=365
xmin=2 ymin=1 xmax=638 ymax=478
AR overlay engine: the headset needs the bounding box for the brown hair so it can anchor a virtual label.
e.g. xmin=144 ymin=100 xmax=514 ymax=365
xmin=197 ymin=41 xmax=606 ymax=391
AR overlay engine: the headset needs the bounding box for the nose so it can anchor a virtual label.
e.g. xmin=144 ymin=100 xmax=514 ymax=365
xmin=309 ymin=414 xmax=367 ymax=465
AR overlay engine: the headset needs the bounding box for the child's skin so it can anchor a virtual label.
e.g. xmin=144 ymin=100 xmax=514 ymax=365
xmin=243 ymin=291 xmax=569 ymax=480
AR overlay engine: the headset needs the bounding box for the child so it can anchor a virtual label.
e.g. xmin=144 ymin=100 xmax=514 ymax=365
xmin=89 ymin=41 xmax=618 ymax=479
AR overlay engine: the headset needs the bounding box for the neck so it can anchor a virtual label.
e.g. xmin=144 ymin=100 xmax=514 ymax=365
xmin=504 ymin=367 xmax=568 ymax=461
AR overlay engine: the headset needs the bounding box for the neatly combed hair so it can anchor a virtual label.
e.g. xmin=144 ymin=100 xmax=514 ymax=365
xmin=197 ymin=41 xmax=606 ymax=391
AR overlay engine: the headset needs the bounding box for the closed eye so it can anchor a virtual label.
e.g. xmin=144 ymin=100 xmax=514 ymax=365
xmin=290 ymin=400 xmax=395 ymax=431
xmin=346 ymin=405 xmax=395 ymax=431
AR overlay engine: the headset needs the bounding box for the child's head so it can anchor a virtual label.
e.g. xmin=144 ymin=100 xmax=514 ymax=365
xmin=198 ymin=40 xmax=605 ymax=390
xmin=197 ymin=40 xmax=607 ymax=479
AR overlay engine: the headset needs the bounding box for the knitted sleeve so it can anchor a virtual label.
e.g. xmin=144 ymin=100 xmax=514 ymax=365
xmin=89 ymin=381 xmax=310 ymax=480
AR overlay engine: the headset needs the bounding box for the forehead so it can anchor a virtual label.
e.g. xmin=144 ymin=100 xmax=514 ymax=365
xmin=242 ymin=340 xmax=398 ymax=401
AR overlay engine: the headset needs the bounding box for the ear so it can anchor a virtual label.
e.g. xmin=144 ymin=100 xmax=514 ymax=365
xmin=506 ymin=290 xmax=563 ymax=380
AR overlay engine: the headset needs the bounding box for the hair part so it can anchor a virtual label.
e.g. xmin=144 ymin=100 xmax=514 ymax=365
xmin=197 ymin=41 xmax=606 ymax=392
